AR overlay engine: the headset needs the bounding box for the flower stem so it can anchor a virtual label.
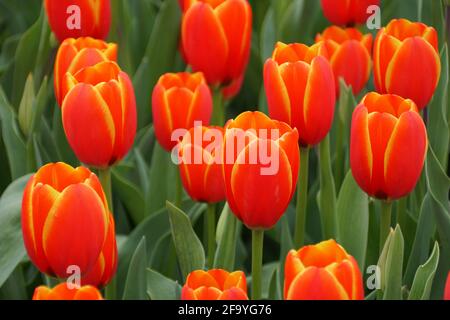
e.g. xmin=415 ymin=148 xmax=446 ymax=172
xmin=294 ymin=147 xmax=309 ymax=248
xmin=175 ymin=169 xmax=183 ymax=208
xmin=251 ymin=229 xmax=264 ymax=300
xmin=380 ymin=200 xmax=393 ymax=253
xmin=98 ymin=167 xmax=113 ymax=210
xmin=207 ymin=203 xmax=216 ymax=268
xmin=212 ymin=88 xmax=225 ymax=126
xmin=396 ymin=197 xmax=407 ymax=229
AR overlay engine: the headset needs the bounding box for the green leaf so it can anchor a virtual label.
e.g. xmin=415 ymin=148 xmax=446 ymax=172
xmin=122 ymin=237 xmax=147 ymax=300
xmin=408 ymin=242 xmax=440 ymax=300
xmin=268 ymin=267 xmax=281 ymax=300
xmin=27 ymin=75 xmax=48 ymax=139
xmin=214 ymin=204 xmax=238 ymax=270
xmin=166 ymin=201 xmax=205 ymax=280
xmin=336 ymin=171 xmax=369 ymax=269
xmin=134 ymin=0 xmax=181 ymax=128
xmin=0 ymin=174 xmax=31 ymax=287
xmin=17 ymin=74 xmax=34 ymax=137
xmin=428 ymin=45 xmax=448 ymax=168
xmin=382 ymin=225 xmax=405 ymax=300
xmin=146 ymin=268 xmax=181 ymax=300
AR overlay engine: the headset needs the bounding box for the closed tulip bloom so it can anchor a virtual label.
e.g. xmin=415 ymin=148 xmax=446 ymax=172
xmin=33 ymin=283 xmax=103 ymax=300
xmin=223 ymin=111 xmax=299 ymax=229
xmin=316 ymin=26 xmax=372 ymax=96
xmin=81 ymin=212 xmax=117 ymax=287
xmin=320 ymin=0 xmax=380 ymax=26
xmin=350 ymin=92 xmax=427 ymax=200
xmin=178 ymin=126 xmax=226 ymax=203
xmin=54 ymin=37 xmax=117 ymax=106
xmin=264 ymin=42 xmax=335 ymax=146
xmin=152 ymin=72 xmax=212 ymax=152
xmin=44 ymin=0 xmax=111 ymax=42
xmin=182 ymin=269 xmax=248 ymax=300
xmin=373 ymin=19 xmax=440 ymax=109
xmin=284 ymin=239 xmax=364 ymax=300
xmin=22 ymin=163 xmax=110 ymax=278
xmin=181 ymin=0 xmax=252 ymax=93
xmin=62 ymin=61 xmax=137 ymax=167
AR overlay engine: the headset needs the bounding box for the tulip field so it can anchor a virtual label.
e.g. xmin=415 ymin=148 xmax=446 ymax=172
xmin=0 ymin=0 xmax=449 ymax=302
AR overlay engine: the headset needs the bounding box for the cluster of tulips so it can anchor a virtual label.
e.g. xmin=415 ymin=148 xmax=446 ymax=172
xmin=21 ymin=0 xmax=448 ymax=300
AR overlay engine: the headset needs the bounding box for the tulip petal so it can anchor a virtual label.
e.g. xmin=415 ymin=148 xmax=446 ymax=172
xmin=384 ymin=111 xmax=427 ymax=199
xmin=219 ymin=288 xmax=248 ymax=300
xmin=284 ymin=250 xmax=305 ymax=299
xmin=373 ymin=32 xmax=401 ymax=93
xmin=325 ymin=257 xmax=364 ymax=300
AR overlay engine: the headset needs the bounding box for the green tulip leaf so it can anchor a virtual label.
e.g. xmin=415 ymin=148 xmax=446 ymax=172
xmin=122 ymin=236 xmax=148 ymax=300
xmin=146 ymin=268 xmax=181 ymax=300
xmin=408 ymin=242 xmax=440 ymax=300
xmin=214 ymin=204 xmax=238 ymax=270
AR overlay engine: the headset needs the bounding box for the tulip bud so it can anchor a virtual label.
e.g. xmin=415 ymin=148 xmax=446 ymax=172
xmin=320 ymin=0 xmax=380 ymax=26
xmin=54 ymin=37 xmax=117 ymax=106
xmin=22 ymin=162 xmax=110 ymax=278
xmin=222 ymin=111 xmax=299 ymax=229
xmin=62 ymin=61 xmax=137 ymax=168
xmin=350 ymin=92 xmax=427 ymax=200
xmin=33 ymin=283 xmax=103 ymax=300
xmin=264 ymin=42 xmax=335 ymax=146
xmin=181 ymin=0 xmax=252 ymax=95
xmin=182 ymin=269 xmax=248 ymax=300
xmin=178 ymin=126 xmax=226 ymax=203
xmin=373 ymin=19 xmax=440 ymax=109
xmin=316 ymin=26 xmax=372 ymax=96
xmin=284 ymin=239 xmax=364 ymax=300
xmin=44 ymin=0 xmax=111 ymax=42
xmin=152 ymin=72 xmax=212 ymax=152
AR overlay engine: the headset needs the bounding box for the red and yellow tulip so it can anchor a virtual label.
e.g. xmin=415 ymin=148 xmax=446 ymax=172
xmin=152 ymin=72 xmax=212 ymax=152
xmin=373 ymin=19 xmax=440 ymax=110
xmin=222 ymin=111 xmax=299 ymax=229
xmin=178 ymin=126 xmax=226 ymax=203
xmin=44 ymin=0 xmax=111 ymax=42
xmin=54 ymin=37 xmax=117 ymax=106
xmin=21 ymin=163 xmax=113 ymax=279
xmin=316 ymin=26 xmax=372 ymax=96
xmin=33 ymin=283 xmax=103 ymax=300
xmin=182 ymin=269 xmax=248 ymax=300
xmin=181 ymin=0 xmax=252 ymax=96
xmin=62 ymin=61 xmax=137 ymax=168
xmin=284 ymin=239 xmax=364 ymax=300
xmin=264 ymin=42 xmax=335 ymax=146
xmin=350 ymin=92 xmax=427 ymax=200
xmin=320 ymin=0 xmax=380 ymax=26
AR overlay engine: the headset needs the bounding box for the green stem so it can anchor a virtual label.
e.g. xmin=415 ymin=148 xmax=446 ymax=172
xmin=319 ymin=135 xmax=337 ymax=239
xmin=396 ymin=197 xmax=407 ymax=229
xmin=175 ymin=169 xmax=183 ymax=208
xmin=207 ymin=203 xmax=216 ymax=269
xmin=294 ymin=147 xmax=309 ymax=247
xmin=379 ymin=200 xmax=393 ymax=253
xmin=212 ymin=88 xmax=225 ymax=126
xmin=98 ymin=167 xmax=113 ymax=210
xmin=98 ymin=167 xmax=116 ymax=299
xmin=251 ymin=229 xmax=264 ymax=300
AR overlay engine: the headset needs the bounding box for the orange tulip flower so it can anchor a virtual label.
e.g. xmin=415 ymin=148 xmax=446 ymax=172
xmin=33 ymin=283 xmax=103 ymax=300
xmin=178 ymin=126 xmax=226 ymax=203
xmin=181 ymin=0 xmax=252 ymax=94
xmin=54 ymin=37 xmax=117 ymax=106
xmin=81 ymin=213 xmax=117 ymax=288
xmin=152 ymin=72 xmax=212 ymax=152
xmin=182 ymin=269 xmax=248 ymax=300
xmin=373 ymin=19 xmax=440 ymax=110
xmin=264 ymin=42 xmax=335 ymax=146
xmin=350 ymin=92 xmax=427 ymax=200
xmin=44 ymin=0 xmax=111 ymax=42
xmin=222 ymin=111 xmax=299 ymax=229
xmin=320 ymin=0 xmax=380 ymax=26
xmin=444 ymin=272 xmax=450 ymax=300
xmin=62 ymin=61 xmax=137 ymax=168
xmin=284 ymin=239 xmax=364 ymax=300
xmin=22 ymin=163 xmax=110 ymax=278
xmin=316 ymin=26 xmax=372 ymax=96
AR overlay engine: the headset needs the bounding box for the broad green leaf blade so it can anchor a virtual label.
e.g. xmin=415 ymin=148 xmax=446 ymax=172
xmin=337 ymin=171 xmax=369 ymax=269
xmin=408 ymin=242 xmax=440 ymax=300
xmin=122 ymin=237 xmax=147 ymax=300
xmin=0 ymin=174 xmax=31 ymax=287
xmin=17 ymin=74 xmax=34 ymax=137
xmin=383 ymin=225 xmax=405 ymax=300
xmin=166 ymin=201 xmax=205 ymax=280
xmin=146 ymin=268 xmax=181 ymax=300
xmin=214 ymin=204 xmax=238 ymax=270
